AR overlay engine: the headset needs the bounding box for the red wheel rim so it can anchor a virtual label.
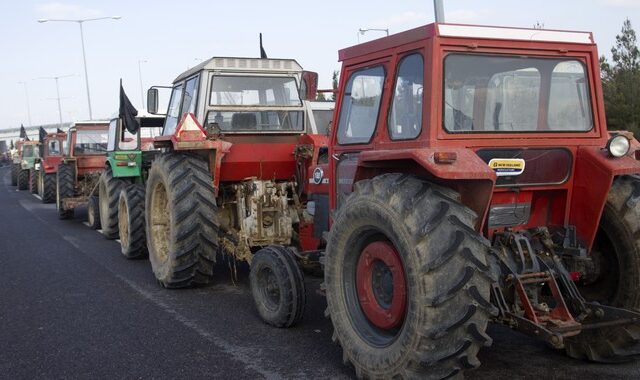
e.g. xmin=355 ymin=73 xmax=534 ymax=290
xmin=356 ymin=241 xmax=407 ymax=330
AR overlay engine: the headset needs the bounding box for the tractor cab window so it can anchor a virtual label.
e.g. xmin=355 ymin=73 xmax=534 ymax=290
xmin=119 ymin=128 xmax=138 ymax=150
xmin=181 ymin=76 xmax=200 ymax=117
xmin=337 ymin=66 xmax=385 ymax=144
xmin=389 ymin=53 xmax=424 ymax=140
xmin=443 ymin=54 xmax=593 ymax=133
xmin=207 ymin=75 xmax=304 ymax=132
xmin=162 ymin=84 xmax=184 ymax=136
xmin=22 ymin=145 xmax=36 ymax=158
xmin=75 ymin=130 xmax=108 ymax=155
xmin=312 ymin=109 xmax=334 ymax=135
xmin=48 ymin=140 xmax=61 ymax=156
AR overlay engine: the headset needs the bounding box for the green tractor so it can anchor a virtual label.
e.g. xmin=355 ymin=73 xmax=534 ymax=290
xmin=97 ymin=111 xmax=164 ymax=259
xmin=11 ymin=140 xmax=40 ymax=191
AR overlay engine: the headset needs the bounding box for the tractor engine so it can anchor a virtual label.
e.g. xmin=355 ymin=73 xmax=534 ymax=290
xmin=219 ymin=178 xmax=299 ymax=262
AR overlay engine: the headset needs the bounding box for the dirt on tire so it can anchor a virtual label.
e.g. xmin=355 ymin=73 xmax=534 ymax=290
xmin=145 ymin=153 xmax=219 ymax=288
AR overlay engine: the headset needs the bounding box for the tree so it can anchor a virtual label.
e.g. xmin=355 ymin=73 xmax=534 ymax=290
xmin=600 ymin=18 xmax=640 ymax=134
xmin=316 ymin=92 xmax=326 ymax=101
xmin=331 ymin=70 xmax=339 ymax=101
xmin=9 ymin=140 xmax=14 ymax=150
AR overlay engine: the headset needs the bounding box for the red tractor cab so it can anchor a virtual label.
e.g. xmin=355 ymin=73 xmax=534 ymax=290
xmin=35 ymin=131 xmax=67 ymax=203
xmin=322 ymin=23 xmax=640 ymax=378
xmin=56 ymin=121 xmax=109 ymax=220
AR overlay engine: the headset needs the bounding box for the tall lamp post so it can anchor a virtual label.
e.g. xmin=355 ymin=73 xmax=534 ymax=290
xmin=138 ymin=59 xmax=147 ymax=110
xmin=37 ymin=75 xmax=75 ymax=128
xmin=17 ymin=81 xmax=32 ymax=126
xmin=38 ymin=16 xmax=122 ymax=120
xmin=357 ymin=27 xmax=389 ymax=43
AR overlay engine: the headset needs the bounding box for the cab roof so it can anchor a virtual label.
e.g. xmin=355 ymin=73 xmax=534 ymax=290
xmin=174 ymin=57 xmax=304 ymax=83
xmin=339 ymin=22 xmax=595 ymax=62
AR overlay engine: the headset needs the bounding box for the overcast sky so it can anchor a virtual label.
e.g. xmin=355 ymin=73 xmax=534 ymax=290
xmin=0 ymin=0 xmax=638 ymax=129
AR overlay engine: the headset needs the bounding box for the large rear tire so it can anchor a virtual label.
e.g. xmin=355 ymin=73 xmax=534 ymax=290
xmin=566 ymin=175 xmax=640 ymax=362
xmin=119 ymin=184 xmax=147 ymax=259
xmin=250 ymin=246 xmax=306 ymax=327
xmin=98 ymin=166 xmax=125 ymax=239
xmin=41 ymin=172 xmax=56 ymax=203
xmin=145 ymin=153 xmax=219 ymax=288
xmin=10 ymin=163 xmax=18 ymax=186
xmin=56 ymin=163 xmax=75 ymax=220
xmin=17 ymin=169 xmax=28 ymax=190
xmin=325 ymin=174 xmax=495 ymax=379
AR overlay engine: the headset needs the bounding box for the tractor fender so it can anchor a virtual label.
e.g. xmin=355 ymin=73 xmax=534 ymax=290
xmin=570 ymin=145 xmax=640 ymax=250
xmin=353 ymin=148 xmax=496 ymax=231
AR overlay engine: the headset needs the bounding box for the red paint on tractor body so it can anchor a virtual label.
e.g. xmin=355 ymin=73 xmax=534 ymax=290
xmin=327 ymin=22 xmax=640 ymax=252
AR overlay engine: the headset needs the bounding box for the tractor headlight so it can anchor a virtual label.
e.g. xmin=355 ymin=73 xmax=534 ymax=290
xmin=607 ymin=134 xmax=630 ymax=158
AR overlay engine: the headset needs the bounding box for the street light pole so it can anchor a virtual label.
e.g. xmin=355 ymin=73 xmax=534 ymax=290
xmin=78 ymin=21 xmax=92 ymax=120
xmin=138 ymin=59 xmax=147 ymax=109
xmin=17 ymin=81 xmax=32 ymax=126
xmin=358 ymin=27 xmax=390 ymax=43
xmin=38 ymin=16 xmax=122 ymax=120
xmin=37 ymin=75 xmax=75 ymax=128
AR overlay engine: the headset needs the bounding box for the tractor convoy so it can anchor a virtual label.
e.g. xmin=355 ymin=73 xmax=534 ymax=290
xmin=7 ymin=18 xmax=640 ymax=379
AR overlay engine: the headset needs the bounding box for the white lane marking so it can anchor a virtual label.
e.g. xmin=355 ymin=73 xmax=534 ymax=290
xmin=33 ymin=194 xmax=42 ymax=200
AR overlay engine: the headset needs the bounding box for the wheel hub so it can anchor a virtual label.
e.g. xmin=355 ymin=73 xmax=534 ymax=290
xmin=356 ymin=241 xmax=406 ymax=330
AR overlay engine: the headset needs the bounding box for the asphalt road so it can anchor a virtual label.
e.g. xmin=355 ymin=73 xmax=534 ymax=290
xmin=1 ymin=165 xmax=639 ymax=379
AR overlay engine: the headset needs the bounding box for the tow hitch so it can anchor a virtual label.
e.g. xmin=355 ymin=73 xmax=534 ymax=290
xmin=490 ymin=228 xmax=640 ymax=349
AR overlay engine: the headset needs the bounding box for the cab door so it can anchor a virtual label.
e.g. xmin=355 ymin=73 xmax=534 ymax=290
xmin=330 ymin=59 xmax=391 ymax=209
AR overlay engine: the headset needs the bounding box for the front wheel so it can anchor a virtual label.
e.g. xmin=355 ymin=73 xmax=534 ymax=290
xmin=145 ymin=153 xmax=219 ymax=288
xmin=56 ymin=163 xmax=75 ymax=220
xmin=325 ymin=174 xmax=495 ymax=379
xmin=29 ymin=169 xmax=38 ymax=194
xmin=87 ymin=195 xmax=101 ymax=230
xmin=250 ymin=246 xmax=306 ymax=327
xmin=98 ymin=166 xmax=125 ymax=239
xmin=118 ymin=184 xmax=147 ymax=259
xmin=17 ymin=169 xmax=28 ymax=190
xmin=10 ymin=163 xmax=18 ymax=186
xmin=566 ymin=175 xmax=640 ymax=362
xmin=41 ymin=172 xmax=56 ymax=203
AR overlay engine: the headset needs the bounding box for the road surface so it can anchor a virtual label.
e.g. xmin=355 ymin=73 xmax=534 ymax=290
xmin=0 ymin=166 xmax=638 ymax=379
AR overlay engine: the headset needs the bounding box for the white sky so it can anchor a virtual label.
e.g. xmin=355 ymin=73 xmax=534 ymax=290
xmin=0 ymin=0 xmax=638 ymax=129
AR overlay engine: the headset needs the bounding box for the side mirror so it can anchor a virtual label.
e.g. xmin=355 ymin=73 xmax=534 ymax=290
xmin=300 ymin=71 xmax=318 ymax=100
xmin=147 ymin=88 xmax=159 ymax=114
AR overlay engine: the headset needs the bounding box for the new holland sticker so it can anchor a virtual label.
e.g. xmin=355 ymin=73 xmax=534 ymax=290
xmin=488 ymin=158 xmax=525 ymax=177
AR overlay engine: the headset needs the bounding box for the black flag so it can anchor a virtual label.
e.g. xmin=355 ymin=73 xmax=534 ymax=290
xmin=39 ymin=126 xmax=48 ymax=144
xmin=260 ymin=33 xmax=268 ymax=59
xmin=119 ymin=80 xmax=140 ymax=134
xmin=20 ymin=124 xmax=29 ymax=141
xmin=57 ymin=128 xmax=64 ymax=134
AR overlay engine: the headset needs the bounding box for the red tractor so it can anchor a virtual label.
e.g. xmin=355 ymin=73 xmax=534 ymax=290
xmin=34 ymin=131 xmax=66 ymax=203
xmin=144 ymin=57 xmax=329 ymax=321
xmin=56 ymin=121 xmax=109 ymax=221
xmin=321 ymin=22 xmax=640 ymax=378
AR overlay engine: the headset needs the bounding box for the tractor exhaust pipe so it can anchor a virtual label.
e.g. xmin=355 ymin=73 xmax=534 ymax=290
xmin=433 ymin=0 xmax=445 ymax=23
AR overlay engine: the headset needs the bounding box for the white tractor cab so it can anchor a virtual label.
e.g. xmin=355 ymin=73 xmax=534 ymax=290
xmin=146 ymin=57 xmax=321 ymax=136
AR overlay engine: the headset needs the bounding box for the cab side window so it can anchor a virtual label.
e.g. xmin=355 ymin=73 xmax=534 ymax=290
xmin=389 ymin=54 xmax=424 ymax=140
xmin=337 ymin=66 xmax=385 ymax=145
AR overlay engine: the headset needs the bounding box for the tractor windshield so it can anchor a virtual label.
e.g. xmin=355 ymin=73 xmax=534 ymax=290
xmin=443 ymin=54 xmax=593 ymax=133
xmin=75 ymin=130 xmax=108 ymax=155
xmin=22 ymin=145 xmax=37 ymax=158
xmin=207 ymin=75 xmax=303 ymax=132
